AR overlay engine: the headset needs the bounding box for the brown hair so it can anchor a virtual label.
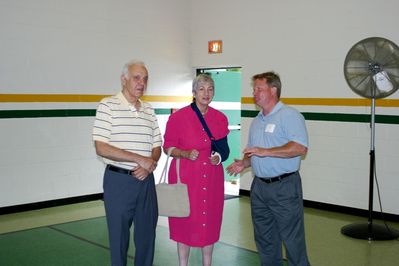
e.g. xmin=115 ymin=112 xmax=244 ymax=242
xmin=252 ymin=71 xmax=281 ymax=99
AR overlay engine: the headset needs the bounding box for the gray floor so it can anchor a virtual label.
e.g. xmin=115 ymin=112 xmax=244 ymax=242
xmin=1 ymin=197 xmax=399 ymax=265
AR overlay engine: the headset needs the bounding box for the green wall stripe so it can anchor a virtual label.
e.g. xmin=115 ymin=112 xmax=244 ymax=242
xmin=155 ymin=109 xmax=172 ymax=115
xmin=241 ymin=110 xmax=399 ymax=124
xmin=241 ymin=110 xmax=259 ymax=118
xmin=302 ymin=112 xmax=399 ymax=124
xmin=1 ymin=109 xmax=399 ymax=124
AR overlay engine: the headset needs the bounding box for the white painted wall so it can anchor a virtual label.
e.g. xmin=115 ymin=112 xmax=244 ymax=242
xmin=1 ymin=0 xmax=399 ymax=215
xmin=190 ymin=0 xmax=399 ymax=214
xmin=0 ymin=0 xmax=192 ymax=207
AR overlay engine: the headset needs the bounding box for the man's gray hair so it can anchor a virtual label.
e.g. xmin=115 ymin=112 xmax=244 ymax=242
xmin=121 ymin=60 xmax=146 ymax=78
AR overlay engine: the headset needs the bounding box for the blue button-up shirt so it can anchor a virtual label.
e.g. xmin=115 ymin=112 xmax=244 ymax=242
xmin=248 ymin=101 xmax=308 ymax=177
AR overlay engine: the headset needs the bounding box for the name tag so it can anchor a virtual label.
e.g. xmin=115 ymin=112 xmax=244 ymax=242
xmin=265 ymin=124 xmax=275 ymax=133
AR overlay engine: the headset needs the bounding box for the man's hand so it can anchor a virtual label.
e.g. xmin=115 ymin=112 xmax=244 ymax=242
xmin=132 ymin=166 xmax=150 ymax=180
xmin=137 ymin=156 xmax=158 ymax=172
xmin=226 ymin=159 xmax=246 ymax=176
xmin=243 ymin=147 xmax=266 ymax=157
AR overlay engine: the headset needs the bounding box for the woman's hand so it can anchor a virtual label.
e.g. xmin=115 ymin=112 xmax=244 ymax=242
xmin=209 ymin=151 xmax=221 ymax=165
xmin=182 ymin=149 xmax=199 ymax=161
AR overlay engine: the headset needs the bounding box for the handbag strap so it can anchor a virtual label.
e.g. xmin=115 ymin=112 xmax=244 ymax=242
xmin=190 ymin=102 xmax=215 ymax=141
xmin=159 ymin=147 xmax=182 ymax=184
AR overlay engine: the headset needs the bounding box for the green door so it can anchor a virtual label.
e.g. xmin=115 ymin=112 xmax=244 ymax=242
xmin=198 ymin=68 xmax=242 ymax=182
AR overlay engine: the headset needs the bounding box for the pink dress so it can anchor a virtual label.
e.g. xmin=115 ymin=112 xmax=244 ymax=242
xmin=163 ymin=105 xmax=229 ymax=247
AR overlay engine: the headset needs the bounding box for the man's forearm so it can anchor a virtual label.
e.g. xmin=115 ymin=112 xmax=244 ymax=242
xmin=242 ymin=154 xmax=251 ymax=168
xmin=95 ymin=141 xmax=144 ymax=164
xmin=264 ymin=141 xmax=307 ymax=158
xmin=152 ymin=146 xmax=162 ymax=162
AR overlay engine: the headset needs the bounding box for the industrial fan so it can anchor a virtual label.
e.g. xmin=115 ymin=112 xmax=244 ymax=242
xmin=341 ymin=37 xmax=399 ymax=240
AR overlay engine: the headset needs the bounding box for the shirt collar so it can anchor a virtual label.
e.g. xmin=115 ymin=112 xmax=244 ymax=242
xmin=257 ymin=101 xmax=284 ymax=119
xmin=116 ymin=91 xmax=143 ymax=111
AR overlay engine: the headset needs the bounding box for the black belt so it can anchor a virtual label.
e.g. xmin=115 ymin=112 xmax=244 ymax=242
xmin=256 ymin=171 xmax=297 ymax=184
xmin=108 ymin=165 xmax=133 ymax=175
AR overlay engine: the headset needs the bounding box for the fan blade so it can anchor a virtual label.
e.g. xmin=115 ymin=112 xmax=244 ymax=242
xmin=344 ymin=37 xmax=399 ymax=99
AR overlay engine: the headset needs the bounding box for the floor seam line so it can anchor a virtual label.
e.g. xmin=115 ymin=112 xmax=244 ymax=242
xmin=47 ymin=225 xmax=135 ymax=260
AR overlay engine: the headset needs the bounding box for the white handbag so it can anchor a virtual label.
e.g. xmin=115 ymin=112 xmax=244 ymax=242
xmin=156 ymin=147 xmax=190 ymax=217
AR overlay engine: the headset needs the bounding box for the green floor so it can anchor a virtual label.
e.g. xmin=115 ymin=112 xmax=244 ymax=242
xmin=1 ymin=197 xmax=399 ymax=266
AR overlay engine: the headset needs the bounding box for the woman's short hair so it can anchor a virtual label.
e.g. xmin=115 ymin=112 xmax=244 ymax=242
xmin=192 ymin=73 xmax=215 ymax=94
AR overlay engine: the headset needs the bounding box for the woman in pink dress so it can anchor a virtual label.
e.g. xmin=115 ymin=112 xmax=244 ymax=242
xmin=163 ymin=74 xmax=229 ymax=266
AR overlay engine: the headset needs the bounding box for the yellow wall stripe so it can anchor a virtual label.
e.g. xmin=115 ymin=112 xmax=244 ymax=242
xmin=0 ymin=94 xmax=192 ymax=103
xmin=142 ymin=95 xmax=193 ymax=102
xmin=1 ymin=94 xmax=399 ymax=107
xmin=0 ymin=94 xmax=109 ymax=102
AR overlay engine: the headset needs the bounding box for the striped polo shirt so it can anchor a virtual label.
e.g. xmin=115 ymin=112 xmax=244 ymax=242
xmin=92 ymin=91 xmax=162 ymax=170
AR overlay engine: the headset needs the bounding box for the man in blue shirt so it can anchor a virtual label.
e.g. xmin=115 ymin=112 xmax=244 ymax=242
xmin=227 ymin=72 xmax=310 ymax=266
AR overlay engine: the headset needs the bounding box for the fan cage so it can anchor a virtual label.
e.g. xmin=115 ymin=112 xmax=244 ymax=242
xmin=344 ymin=37 xmax=399 ymax=99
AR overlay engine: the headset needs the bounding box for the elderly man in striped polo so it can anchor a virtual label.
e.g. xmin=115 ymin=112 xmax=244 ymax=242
xmin=93 ymin=60 xmax=162 ymax=266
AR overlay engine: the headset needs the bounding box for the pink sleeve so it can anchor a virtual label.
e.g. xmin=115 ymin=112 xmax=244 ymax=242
xmin=211 ymin=110 xmax=230 ymax=140
xmin=163 ymin=112 xmax=180 ymax=149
